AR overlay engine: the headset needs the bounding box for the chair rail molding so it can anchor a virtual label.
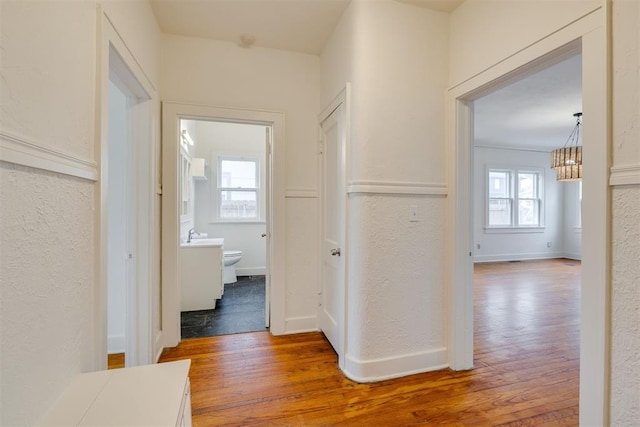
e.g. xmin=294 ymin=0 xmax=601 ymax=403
xmin=347 ymin=180 xmax=447 ymax=196
xmin=0 ymin=131 xmax=97 ymax=181
xmin=610 ymin=163 xmax=640 ymax=186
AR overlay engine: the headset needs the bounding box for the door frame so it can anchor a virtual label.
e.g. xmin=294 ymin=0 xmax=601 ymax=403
xmin=161 ymin=102 xmax=286 ymax=347
xmin=446 ymin=8 xmax=610 ymax=425
xmin=317 ymin=84 xmax=351 ymax=370
xmin=97 ymin=10 xmax=156 ymax=369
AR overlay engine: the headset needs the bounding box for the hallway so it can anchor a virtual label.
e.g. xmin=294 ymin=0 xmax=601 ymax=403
xmin=160 ymin=259 xmax=580 ymax=426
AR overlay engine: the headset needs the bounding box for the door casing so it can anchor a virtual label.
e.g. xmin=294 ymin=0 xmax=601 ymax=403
xmin=446 ymin=9 xmax=610 ymax=425
xmin=317 ymin=84 xmax=351 ymax=371
xmin=161 ymin=102 xmax=286 ymax=347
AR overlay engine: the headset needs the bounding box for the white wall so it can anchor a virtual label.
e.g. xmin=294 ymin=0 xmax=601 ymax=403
xmin=0 ymin=2 xmax=97 ymax=424
xmin=562 ymin=181 xmax=582 ymax=260
xmin=0 ymin=1 xmax=160 ymax=424
xmin=472 ymin=146 xmax=568 ymax=262
xmin=161 ymin=34 xmax=321 ymax=331
xmin=610 ymin=0 xmax=640 ymax=423
xmin=191 ymin=120 xmax=267 ymax=276
xmin=322 ymin=0 xmax=449 ymax=380
xmin=107 ymin=81 xmax=127 ymax=354
xmin=448 ymin=0 xmax=601 ymax=86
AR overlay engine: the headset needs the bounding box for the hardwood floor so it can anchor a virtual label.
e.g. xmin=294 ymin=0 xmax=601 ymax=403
xmin=107 ymin=353 xmax=125 ymax=370
xmin=159 ymin=258 xmax=581 ymax=426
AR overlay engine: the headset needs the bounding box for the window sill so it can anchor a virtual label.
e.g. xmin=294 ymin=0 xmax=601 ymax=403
xmin=484 ymin=226 xmax=545 ymax=234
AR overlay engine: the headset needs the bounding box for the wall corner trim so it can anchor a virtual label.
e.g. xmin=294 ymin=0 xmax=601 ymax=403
xmin=343 ymin=347 xmax=448 ymax=383
xmin=347 ymin=181 xmax=447 ymax=196
xmin=0 ymin=132 xmax=97 ymax=181
xmin=609 ymin=163 xmax=640 ymax=186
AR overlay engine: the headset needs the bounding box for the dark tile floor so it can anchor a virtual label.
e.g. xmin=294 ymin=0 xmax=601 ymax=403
xmin=180 ymin=276 xmax=267 ymax=339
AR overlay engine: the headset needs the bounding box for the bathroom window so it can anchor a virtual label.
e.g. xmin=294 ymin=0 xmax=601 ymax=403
xmin=487 ymin=167 xmax=543 ymax=230
xmin=217 ymin=156 xmax=260 ymax=220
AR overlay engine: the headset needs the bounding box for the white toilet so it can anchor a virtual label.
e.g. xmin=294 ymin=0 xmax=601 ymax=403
xmin=223 ymin=250 xmax=243 ymax=284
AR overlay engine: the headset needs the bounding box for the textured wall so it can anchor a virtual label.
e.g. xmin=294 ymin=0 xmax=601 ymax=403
xmin=449 ymin=0 xmax=600 ymax=87
xmin=610 ymin=0 xmax=640 ymax=423
xmin=0 ymin=0 xmax=161 ymax=423
xmin=610 ymin=187 xmax=640 ymax=425
xmin=347 ymin=195 xmax=446 ymax=361
xmin=0 ymin=1 xmax=95 ymax=160
xmin=611 ymin=0 xmax=640 ymax=167
xmin=321 ymin=0 xmax=449 ymax=378
xmin=0 ymin=164 xmax=95 ymax=426
xmin=348 ymin=0 xmax=448 ymax=184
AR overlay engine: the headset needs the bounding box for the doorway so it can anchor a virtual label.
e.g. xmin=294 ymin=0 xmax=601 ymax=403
xmin=447 ymin=22 xmax=610 ymax=425
xmin=177 ymin=118 xmax=269 ymax=338
xmin=161 ymin=102 xmax=286 ymax=347
xmin=99 ymin=13 xmax=156 ymax=370
xmin=317 ymin=87 xmax=349 ymax=370
xmin=106 ymin=78 xmax=132 ymax=368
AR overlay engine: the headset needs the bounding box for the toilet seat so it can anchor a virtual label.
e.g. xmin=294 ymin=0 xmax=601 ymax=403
xmin=224 ymin=250 xmax=242 ymax=257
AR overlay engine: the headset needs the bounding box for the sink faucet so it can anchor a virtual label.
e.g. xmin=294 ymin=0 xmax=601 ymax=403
xmin=187 ymin=228 xmax=196 ymax=243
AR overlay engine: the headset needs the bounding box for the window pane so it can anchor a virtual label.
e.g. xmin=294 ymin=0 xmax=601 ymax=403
xmin=489 ymin=199 xmax=512 ymax=226
xmin=220 ymin=191 xmax=257 ymax=219
xmin=220 ymin=160 xmax=256 ymax=188
xmin=518 ymin=173 xmax=536 ymax=198
xmin=489 ymin=171 xmax=509 ymax=198
xmin=518 ymin=199 xmax=539 ymax=226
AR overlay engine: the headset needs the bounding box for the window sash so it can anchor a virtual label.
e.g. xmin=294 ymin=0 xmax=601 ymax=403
xmin=487 ymin=168 xmax=542 ymax=229
xmin=216 ymin=156 xmax=261 ymax=221
xmin=488 ymin=197 xmax=513 ymax=226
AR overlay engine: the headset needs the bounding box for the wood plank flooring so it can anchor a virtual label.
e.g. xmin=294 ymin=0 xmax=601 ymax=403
xmin=160 ymin=258 xmax=581 ymax=426
xmin=107 ymin=353 xmax=125 ymax=370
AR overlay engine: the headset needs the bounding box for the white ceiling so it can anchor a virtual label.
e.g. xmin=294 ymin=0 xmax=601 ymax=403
xmin=150 ymin=0 xmax=463 ymax=55
xmin=150 ymin=0 xmax=351 ymax=55
xmin=474 ymin=54 xmax=583 ymax=151
xmin=150 ymin=1 xmax=580 ymax=152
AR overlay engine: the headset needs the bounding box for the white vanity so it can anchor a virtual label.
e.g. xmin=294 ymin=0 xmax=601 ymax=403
xmin=180 ymin=238 xmax=224 ymax=311
xmin=39 ymin=360 xmax=192 ymax=427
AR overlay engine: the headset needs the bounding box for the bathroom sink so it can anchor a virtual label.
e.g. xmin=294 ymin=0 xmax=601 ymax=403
xmin=181 ymin=238 xmax=224 ymax=248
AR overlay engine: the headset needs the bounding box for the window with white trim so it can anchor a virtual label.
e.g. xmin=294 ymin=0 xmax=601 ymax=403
xmin=217 ymin=156 xmax=260 ymax=220
xmin=487 ymin=168 xmax=543 ymax=228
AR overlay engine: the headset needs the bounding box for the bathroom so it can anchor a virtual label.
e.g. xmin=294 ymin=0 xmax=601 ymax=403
xmin=179 ymin=118 xmax=268 ymax=338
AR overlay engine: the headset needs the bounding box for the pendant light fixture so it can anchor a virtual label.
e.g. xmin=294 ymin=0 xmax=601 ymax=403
xmin=551 ymin=112 xmax=582 ymax=181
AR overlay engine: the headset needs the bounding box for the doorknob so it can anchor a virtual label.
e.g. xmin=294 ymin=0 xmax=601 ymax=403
xmin=330 ymin=248 xmax=341 ymax=256
xmin=261 ymin=233 xmax=267 ymax=237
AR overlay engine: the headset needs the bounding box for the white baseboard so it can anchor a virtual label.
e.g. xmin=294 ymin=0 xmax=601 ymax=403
xmin=474 ymin=252 xmax=566 ymax=263
xmin=343 ymin=347 xmax=447 ymax=383
xmin=283 ymin=316 xmax=318 ymax=334
xmin=561 ymin=252 xmax=582 ymax=261
xmin=108 ymin=334 xmax=125 ymax=354
xmin=154 ymin=330 xmax=164 ymax=363
xmin=236 ymin=267 xmax=266 ymax=276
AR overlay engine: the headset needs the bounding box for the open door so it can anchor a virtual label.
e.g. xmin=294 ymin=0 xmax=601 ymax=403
xmin=318 ymin=99 xmax=346 ymax=367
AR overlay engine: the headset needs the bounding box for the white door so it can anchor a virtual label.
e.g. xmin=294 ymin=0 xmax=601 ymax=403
xmin=319 ymin=102 xmax=346 ymax=365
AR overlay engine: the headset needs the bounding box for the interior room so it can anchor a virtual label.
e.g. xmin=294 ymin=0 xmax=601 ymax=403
xmin=0 ymin=0 xmax=638 ymax=426
xmin=473 ymin=53 xmax=583 ymax=263
xmin=179 ymin=119 xmax=268 ymax=338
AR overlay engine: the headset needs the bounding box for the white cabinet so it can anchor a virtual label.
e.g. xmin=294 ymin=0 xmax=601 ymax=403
xmin=39 ymin=360 xmax=192 ymax=427
xmin=190 ymin=158 xmax=207 ymax=181
xmin=180 ymin=240 xmax=224 ymax=311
